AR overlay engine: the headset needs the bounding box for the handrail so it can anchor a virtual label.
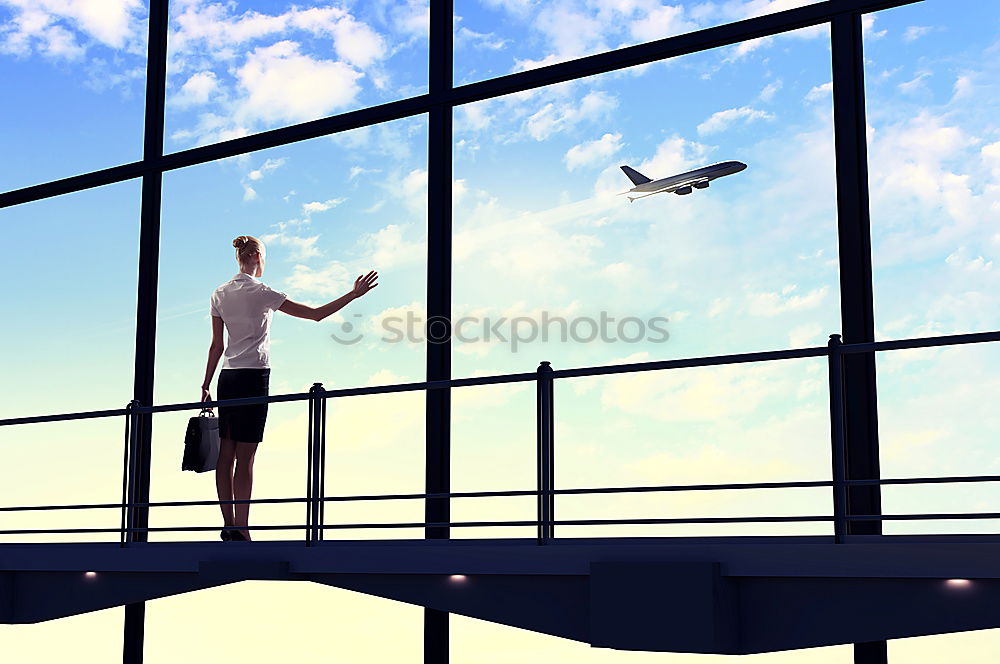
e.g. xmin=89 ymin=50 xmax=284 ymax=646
xmin=1 ymin=327 xmax=998 ymax=542
xmin=3 ymin=328 xmax=997 ymax=427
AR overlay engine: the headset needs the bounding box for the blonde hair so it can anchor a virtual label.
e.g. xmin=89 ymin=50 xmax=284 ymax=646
xmin=233 ymin=235 xmax=264 ymax=267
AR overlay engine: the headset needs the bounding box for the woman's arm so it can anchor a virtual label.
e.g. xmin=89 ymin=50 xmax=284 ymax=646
xmin=278 ymin=270 xmax=378 ymax=322
xmin=201 ymin=315 xmax=225 ymax=402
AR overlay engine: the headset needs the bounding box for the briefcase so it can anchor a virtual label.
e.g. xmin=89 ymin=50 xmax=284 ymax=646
xmin=182 ymin=408 xmax=220 ymax=472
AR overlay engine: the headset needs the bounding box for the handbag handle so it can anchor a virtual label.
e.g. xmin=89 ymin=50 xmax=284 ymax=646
xmin=199 ymin=407 xmax=215 ymax=417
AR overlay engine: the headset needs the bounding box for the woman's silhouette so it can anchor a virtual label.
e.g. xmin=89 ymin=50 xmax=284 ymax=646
xmin=201 ymin=235 xmax=378 ymax=541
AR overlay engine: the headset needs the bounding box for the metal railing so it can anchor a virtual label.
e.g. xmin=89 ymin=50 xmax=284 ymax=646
xmin=2 ymin=329 xmax=999 ymax=547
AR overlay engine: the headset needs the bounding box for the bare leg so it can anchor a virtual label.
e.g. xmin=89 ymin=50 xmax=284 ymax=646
xmin=216 ymin=436 xmax=237 ymax=529
xmin=234 ymin=441 xmax=259 ymax=540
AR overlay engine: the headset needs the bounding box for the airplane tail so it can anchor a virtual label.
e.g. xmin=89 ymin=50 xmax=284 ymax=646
xmin=620 ymin=165 xmax=651 ymax=186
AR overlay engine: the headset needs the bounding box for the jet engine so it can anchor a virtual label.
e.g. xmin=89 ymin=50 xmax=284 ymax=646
xmin=675 ymin=186 xmax=693 ymax=195
xmin=694 ymin=181 xmax=710 ymax=189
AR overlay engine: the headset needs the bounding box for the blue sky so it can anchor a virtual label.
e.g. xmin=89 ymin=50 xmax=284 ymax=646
xmin=1 ymin=0 xmax=999 ymax=661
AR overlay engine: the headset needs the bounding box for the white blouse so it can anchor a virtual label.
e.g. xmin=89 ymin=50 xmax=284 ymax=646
xmin=210 ymin=272 xmax=288 ymax=369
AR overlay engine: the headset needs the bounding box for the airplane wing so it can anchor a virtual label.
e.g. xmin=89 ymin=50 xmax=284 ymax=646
xmin=657 ymin=177 xmax=709 ymax=192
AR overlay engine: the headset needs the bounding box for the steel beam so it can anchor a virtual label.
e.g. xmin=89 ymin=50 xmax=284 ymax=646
xmin=425 ymin=1 xmax=453 ymax=662
xmin=123 ymin=1 xmax=169 ymax=663
xmin=0 ymin=0 xmax=921 ymax=210
xmin=831 ymin=10 xmax=885 ymax=664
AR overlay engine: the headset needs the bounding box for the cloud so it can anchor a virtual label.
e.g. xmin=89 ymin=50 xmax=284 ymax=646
xmin=258 ymin=232 xmax=321 ymax=261
xmin=363 ymin=223 xmax=425 ymax=270
xmin=903 ymin=25 xmax=934 ymax=42
xmin=805 ymin=81 xmax=832 ymax=102
xmin=746 ymin=285 xmax=829 ymax=316
xmin=898 ymin=72 xmax=931 ymax=96
xmin=758 ymin=79 xmax=783 ymax=102
xmin=283 ymin=260 xmax=354 ymax=297
xmin=234 ymin=41 xmax=364 ymax=127
xmin=599 ymin=351 xmax=793 ymax=423
xmin=456 ymin=25 xmax=509 ymax=50
xmin=247 ymin=157 xmax=286 ymax=181
xmin=0 ymin=0 xmax=145 ymax=58
xmin=696 ymin=106 xmax=774 ymax=135
xmin=564 ymin=133 xmax=623 ymax=171
xmin=525 ymin=90 xmax=617 ymax=141
xmin=629 ymin=4 xmax=698 ymax=42
xmin=172 ymin=71 xmax=218 ymax=108
xmin=240 ymin=157 xmax=286 ymax=200
xmin=302 ymin=198 xmax=345 ymax=215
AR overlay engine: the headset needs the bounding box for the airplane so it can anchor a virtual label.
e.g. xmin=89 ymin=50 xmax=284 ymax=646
xmin=619 ymin=160 xmax=747 ymax=201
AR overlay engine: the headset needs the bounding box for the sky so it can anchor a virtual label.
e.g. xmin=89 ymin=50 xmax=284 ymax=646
xmin=1 ymin=0 xmax=999 ymax=661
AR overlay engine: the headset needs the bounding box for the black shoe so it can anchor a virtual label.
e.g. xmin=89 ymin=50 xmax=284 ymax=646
xmin=230 ymin=529 xmax=249 ymax=541
xmin=220 ymin=528 xmax=232 ymax=541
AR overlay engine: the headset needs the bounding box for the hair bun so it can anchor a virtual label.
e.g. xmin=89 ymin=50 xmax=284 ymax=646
xmin=233 ymin=236 xmax=246 ymax=249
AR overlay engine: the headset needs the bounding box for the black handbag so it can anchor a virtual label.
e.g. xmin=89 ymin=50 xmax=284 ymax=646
xmin=182 ymin=408 xmax=220 ymax=472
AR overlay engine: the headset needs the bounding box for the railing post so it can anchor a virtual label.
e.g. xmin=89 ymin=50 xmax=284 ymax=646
xmin=305 ymin=385 xmax=316 ymax=546
xmin=306 ymin=382 xmax=326 ymax=545
xmin=536 ymin=361 xmax=555 ymax=544
xmin=120 ymin=399 xmax=140 ymax=547
xmin=828 ymin=334 xmax=849 ymax=543
xmin=314 ymin=382 xmax=326 ymax=543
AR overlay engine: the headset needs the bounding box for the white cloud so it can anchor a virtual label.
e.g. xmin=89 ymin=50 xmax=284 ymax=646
xmin=898 ymin=72 xmax=931 ymax=95
xmin=172 ymin=71 xmax=218 ymax=108
xmin=861 ymin=13 xmax=887 ymax=39
xmin=283 ymin=260 xmax=353 ymax=297
xmin=903 ymin=25 xmax=934 ymax=42
xmin=456 ymin=25 xmax=509 ymax=50
xmin=0 ymin=0 xmax=144 ymax=58
xmin=247 ymin=158 xmax=286 ymax=181
xmin=302 ymin=198 xmax=345 ymax=215
xmin=525 ymin=90 xmax=617 ymax=141
xmin=945 ymin=247 xmax=993 ymax=272
xmin=804 ymin=81 xmax=832 ymax=102
xmin=363 ymin=223 xmax=425 ymax=270
xmin=259 ymin=232 xmax=321 ymax=261
xmin=564 ymin=133 xmax=623 ymax=171
xmin=349 ymin=166 xmax=381 ymax=181
xmin=758 ymin=79 xmax=782 ymax=102
xmin=746 ymin=285 xmax=829 ymax=316
xmin=629 ymin=4 xmax=698 ymax=42
xmin=234 ymin=41 xmax=363 ymax=127
xmin=696 ymin=106 xmax=774 ymax=135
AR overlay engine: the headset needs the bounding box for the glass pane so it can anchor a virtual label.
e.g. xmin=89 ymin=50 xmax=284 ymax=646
xmin=153 ymin=116 xmax=427 ymax=541
xmin=866 ymin=0 xmax=1000 ymax=536
xmin=0 ymin=182 xmax=139 ymax=543
xmin=867 ymin=0 xmax=1000 ymax=340
xmin=0 ymin=181 xmax=140 ymax=419
xmin=454 ymin=0 xmax=834 ymax=85
xmin=0 ymin=2 xmax=147 ymax=190
xmin=165 ymin=0 xmax=428 ymax=152
xmin=451 ymin=26 xmax=840 ymax=539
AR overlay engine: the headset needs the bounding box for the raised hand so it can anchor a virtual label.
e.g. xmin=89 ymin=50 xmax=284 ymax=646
xmin=352 ymin=270 xmax=379 ymax=299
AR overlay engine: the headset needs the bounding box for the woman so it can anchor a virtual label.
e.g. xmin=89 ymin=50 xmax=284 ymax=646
xmin=201 ymin=235 xmax=378 ymax=541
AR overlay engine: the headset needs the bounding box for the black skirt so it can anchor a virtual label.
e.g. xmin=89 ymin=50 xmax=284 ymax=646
xmin=217 ymin=368 xmax=270 ymax=443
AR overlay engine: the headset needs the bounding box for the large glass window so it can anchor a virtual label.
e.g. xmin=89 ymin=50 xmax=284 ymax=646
xmin=0 ymin=3 xmax=147 ymax=190
xmin=453 ymin=0 xmax=832 ymax=85
xmin=451 ymin=29 xmax=839 ymax=539
xmin=165 ymin=0 xmax=429 ymax=152
xmin=151 ymin=117 xmax=428 ymax=541
xmin=866 ymin=0 xmax=1000 ymax=535
xmin=0 ymin=181 xmax=140 ymax=543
